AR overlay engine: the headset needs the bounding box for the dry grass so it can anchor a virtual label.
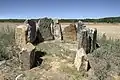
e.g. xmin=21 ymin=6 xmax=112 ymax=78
xmin=86 ymin=23 xmax=120 ymax=39
xmin=0 ymin=22 xmax=120 ymax=80
xmin=1 ymin=22 xmax=120 ymax=39
xmin=0 ymin=23 xmax=16 ymax=60
xmin=61 ymin=23 xmax=120 ymax=39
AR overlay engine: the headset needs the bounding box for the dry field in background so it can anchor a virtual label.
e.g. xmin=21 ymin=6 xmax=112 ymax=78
xmin=61 ymin=23 xmax=120 ymax=39
xmin=0 ymin=22 xmax=22 ymax=30
xmin=0 ymin=22 xmax=120 ymax=39
xmin=0 ymin=22 xmax=120 ymax=80
xmin=86 ymin=23 xmax=120 ymax=39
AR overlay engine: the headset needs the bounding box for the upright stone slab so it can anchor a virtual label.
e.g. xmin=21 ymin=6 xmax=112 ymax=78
xmin=53 ymin=23 xmax=63 ymax=40
xmin=77 ymin=21 xmax=86 ymax=41
xmin=37 ymin=18 xmax=54 ymax=41
xmin=19 ymin=42 xmax=36 ymax=70
xmin=15 ymin=24 xmax=36 ymax=70
xmin=50 ymin=23 xmax=54 ymax=37
xmin=86 ymin=28 xmax=98 ymax=52
xmin=15 ymin=25 xmax=27 ymax=49
xmin=74 ymin=30 xmax=91 ymax=71
xmin=24 ymin=19 xmax=37 ymax=43
xmin=91 ymin=28 xmax=97 ymax=52
xmin=63 ymin=24 xmax=77 ymax=41
xmin=74 ymin=48 xmax=90 ymax=71
xmin=78 ymin=29 xmax=91 ymax=53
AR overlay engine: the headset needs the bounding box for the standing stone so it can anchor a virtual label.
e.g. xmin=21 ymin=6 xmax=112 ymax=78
xmin=75 ymin=30 xmax=91 ymax=71
xmin=50 ymin=23 xmax=54 ymax=37
xmin=91 ymin=28 xmax=97 ymax=52
xmin=74 ymin=48 xmax=90 ymax=71
xmin=78 ymin=28 xmax=98 ymax=53
xmin=37 ymin=18 xmax=54 ymax=41
xmin=78 ymin=30 xmax=91 ymax=53
xmin=63 ymin=24 xmax=77 ymax=41
xmin=53 ymin=23 xmax=63 ymax=40
xmin=87 ymin=28 xmax=98 ymax=52
xmin=77 ymin=21 xmax=86 ymax=41
xmin=15 ymin=25 xmax=27 ymax=49
xmin=24 ymin=19 xmax=37 ymax=44
xmin=15 ymin=24 xmax=36 ymax=70
xmin=19 ymin=42 xmax=36 ymax=70
xmin=35 ymin=22 xmax=44 ymax=44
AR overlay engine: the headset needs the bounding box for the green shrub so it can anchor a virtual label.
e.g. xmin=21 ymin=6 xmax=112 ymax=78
xmin=0 ymin=26 xmax=15 ymax=61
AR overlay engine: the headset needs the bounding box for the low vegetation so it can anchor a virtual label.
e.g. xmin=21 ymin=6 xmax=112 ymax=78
xmin=0 ymin=26 xmax=15 ymax=61
xmin=0 ymin=22 xmax=120 ymax=80
xmin=0 ymin=16 xmax=120 ymax=23
xmin=88 ymin=37 xmax=120 ymax=80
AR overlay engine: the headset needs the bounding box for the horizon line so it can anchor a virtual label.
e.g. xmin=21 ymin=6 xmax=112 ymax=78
xmin=0 ymin=16 xmax=120 ymax=19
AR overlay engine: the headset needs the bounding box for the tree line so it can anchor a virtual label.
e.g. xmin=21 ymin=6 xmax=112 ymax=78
xmin=0 ymin=17 xmax=120 ymax=23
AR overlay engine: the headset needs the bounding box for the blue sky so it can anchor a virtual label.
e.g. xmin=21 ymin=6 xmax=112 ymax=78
xmin=0 ymin=0 xmax=120 ymax=19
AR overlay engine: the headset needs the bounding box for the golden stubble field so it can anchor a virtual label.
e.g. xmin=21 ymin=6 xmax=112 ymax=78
xmin=86 ymin=23 xmax=120 ymax=39
xmin=61 ymin=23 xmax=120 ymax=39
xmin=0 ymin=22 xmax=120 ymax=39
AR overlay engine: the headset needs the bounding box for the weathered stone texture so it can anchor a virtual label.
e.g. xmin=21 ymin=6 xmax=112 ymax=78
xmin=74 ymin=48 xmax=90 ymax=71
xmin=90 ymin=28 xmax=97 ymax=52
xmin=78 ymin=29 xmax=91 ymax=53
xmin=77 ymin=21 xmax=86 ymax=41
xmin=19 ymin=42 xmax=36 ymax=70
xmin=37 ymin=18 xmax=54 ymax=41
xmin=24 ymin=19 xmax=37 ymax=43
xmin=15 ymin=25 xmax=27 ymax=49
xmin=53 ymin=23 xmax=63 ymax=40
xmin=75 ymin=29 xmax=92 ymax=72
xmin=63 ymin=24 xmax=77 ymax=41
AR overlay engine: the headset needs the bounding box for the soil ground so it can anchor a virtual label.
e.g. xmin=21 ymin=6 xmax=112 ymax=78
xmin=0 ymin=41 xmax=88 ymax=80
xmin=0 ymin=22 xmax=120 ymax=80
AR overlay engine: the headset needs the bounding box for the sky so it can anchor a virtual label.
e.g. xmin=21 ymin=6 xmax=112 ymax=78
xmin=0 ymin=0 xmax=120 ymax=19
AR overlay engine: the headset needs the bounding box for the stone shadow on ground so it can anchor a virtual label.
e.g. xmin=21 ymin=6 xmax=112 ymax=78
xmin=34 ymin=51 xmax=47 ymax=67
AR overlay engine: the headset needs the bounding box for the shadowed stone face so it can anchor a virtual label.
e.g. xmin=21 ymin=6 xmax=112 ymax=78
xmin=19 ymin=42 xmax=36 ymax=70
xmin=24 ymin=19 xmax=37 ymax=43
xmin=26 ymin=20 xmax=37 ymax=43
